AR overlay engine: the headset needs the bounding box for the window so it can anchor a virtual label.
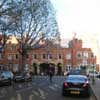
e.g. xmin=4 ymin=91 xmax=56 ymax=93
xmin=12 ymin=45 xmax=16 ymax=50
xmin=42 ymin=54 xmax=46 ymax=59
xmin=48 ymin=54 xmax=53 ymax=59
xmin=8 ymin=54 xmax=12 ymax=60
xmin=16 ymin=54 xmax=18 ymax=59
xmin=34 ymin=54 xmax=37 ymax=59
xmin=66 ymin=54 xmax=71 ymax=59
xmin=7 ymin=46 xmax=12 ymax=50
xmin=58 ymin=54 xmax=62 ymax=59
xmin=83 ymin=52 xmax=88 ymax=58
xmin=26 ymin=54 xmax=29 ymax=59
xmin=91 ymin=53 xmax=94 ymax=58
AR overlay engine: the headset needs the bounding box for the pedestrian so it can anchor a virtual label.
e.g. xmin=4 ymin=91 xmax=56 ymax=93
xmin=49 ymin=70 xmax=53 ymax=83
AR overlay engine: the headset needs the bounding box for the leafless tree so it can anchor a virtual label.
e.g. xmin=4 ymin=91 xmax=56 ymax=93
xmin=0 ymin=0 xmax=60 ymax=70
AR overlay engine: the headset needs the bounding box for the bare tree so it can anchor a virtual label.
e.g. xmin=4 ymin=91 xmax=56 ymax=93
xmin=0 ymin=0 xmax=60 ymax=70
xmin=0 ymin=0 xmax=15 ymax=69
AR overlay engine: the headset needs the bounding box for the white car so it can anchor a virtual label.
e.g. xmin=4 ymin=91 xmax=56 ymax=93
xmin=89 ymin=71 xmax=99 ymax=77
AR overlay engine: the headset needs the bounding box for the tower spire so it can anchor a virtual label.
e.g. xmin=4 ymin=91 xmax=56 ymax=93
xmin=73 ymin=32 xmax=77 ymax=39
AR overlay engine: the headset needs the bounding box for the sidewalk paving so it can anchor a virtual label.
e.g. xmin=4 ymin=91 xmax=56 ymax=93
xmin=90 ymin=78 xmax=100 ymax=100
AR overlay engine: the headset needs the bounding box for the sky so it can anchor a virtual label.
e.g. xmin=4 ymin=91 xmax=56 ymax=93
xmin=51 ymin=0 xmax=100 ymax=64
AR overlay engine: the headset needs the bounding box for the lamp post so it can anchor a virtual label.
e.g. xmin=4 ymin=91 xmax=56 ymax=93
xmin=92 ymin=63 xmax=95 ymax=84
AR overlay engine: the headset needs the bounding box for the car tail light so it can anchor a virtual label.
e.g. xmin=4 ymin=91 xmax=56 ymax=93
xmin=83 ymin=82 xmax=89 ymax=88
xmin=64 ymin=82 xmax=69 ymax=88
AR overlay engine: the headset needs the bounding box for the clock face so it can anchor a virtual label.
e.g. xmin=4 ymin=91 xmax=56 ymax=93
xmin=77 ymin=51 xmax=82 ymax=59
xmin=77 ymin=53 xmax=81 ymax=58
xmin=66 ymin=54 xmax=71 ymax=59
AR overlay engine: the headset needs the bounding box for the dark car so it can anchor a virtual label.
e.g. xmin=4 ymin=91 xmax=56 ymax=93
xmin=0 ymin=70 xmax=13 ymax=86
xmin=13 ymin=72 xmax=32 ymax=82
xmin=62 ymin=75 xmax=90 ymax=96
xmin=23 ymin=72 xmax=32 ymax=82
xmin=96 ymin=74 xmax=100 ymax=78
xmin=13 ymin=73 xmax=25 ymax=82
xmin=0 ymin=75 xmax=12 ymax=86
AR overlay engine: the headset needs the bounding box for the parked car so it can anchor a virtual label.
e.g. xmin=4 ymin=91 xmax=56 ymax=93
xmin=96 ymin=73 xmax=100 ymax=78
xmin=13 ymin=73 xmax=25 ymax=82
xmin=0 ymin=70 xmax=13 ymax=80
xmin=13 ymin=72 xmax=32 ymax=82
xmin=62 ymin=75 xmax=91 ymax=96
xmin=0 ymin=70 xmax=13 ymax=86
xmin=23 ymin=72 xmax=32 ymax=82
xmin=89 ymin=71 xmax=99 ymax=78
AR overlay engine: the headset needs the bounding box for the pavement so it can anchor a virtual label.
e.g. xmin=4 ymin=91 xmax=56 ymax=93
xmin=90 ymin=77 xmax=100 ymax=100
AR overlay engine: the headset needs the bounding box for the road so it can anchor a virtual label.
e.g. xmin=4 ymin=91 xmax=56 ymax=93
xmin=0 ymin=76 xmax=96 ymax=100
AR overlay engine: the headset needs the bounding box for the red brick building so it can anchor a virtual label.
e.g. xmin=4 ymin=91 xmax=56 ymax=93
xmin=28 ymin=38 xmax=96 ymax=73
xmin=0 ymin=37 xmax=97 ymax=74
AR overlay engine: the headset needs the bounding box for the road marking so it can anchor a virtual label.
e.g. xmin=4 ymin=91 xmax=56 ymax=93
xmin=32 ymin=90 xmax=39 ymax=96
xmin=17 ymin=94 xmax=22 ymax=100
xmin=48 ymin=86 xmax=56 ymax=91
xmin=10 ymin=97 xmax=16 ymax=100
xmin=0 ymin=88 xmax=7 ymax=98
xmin=54 ymin=84 xmax=61 ymax=89
xmin=38 ymin=88 xmax=48 ymax=99
xmin=16 ymin=86 xmax=32 ymax=93
xmin=29 ymin=94 xmax=34 ymax=100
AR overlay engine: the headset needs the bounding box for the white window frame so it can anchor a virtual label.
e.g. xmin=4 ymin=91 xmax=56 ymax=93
xmin=8 ymin=54 xmax=13 ymax=60
xmin=48 ymin=53 xmax=53 ymax=59
xmin=66 ymin=54 xmax=71 ymax=59
xmin=83 ymin=52 xmax=88 ymax=59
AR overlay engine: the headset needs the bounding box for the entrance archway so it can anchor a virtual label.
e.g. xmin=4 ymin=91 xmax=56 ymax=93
xmin=57 ymin=63 xmax=63 ymax=75
xmin=39 ymin=63 xmax=49 ymax=75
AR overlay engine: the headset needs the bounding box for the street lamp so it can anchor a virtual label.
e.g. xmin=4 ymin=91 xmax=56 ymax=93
xmin=92 ymin=63 xmax=95 ymax=85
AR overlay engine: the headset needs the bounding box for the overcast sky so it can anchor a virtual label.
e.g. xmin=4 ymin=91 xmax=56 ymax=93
xmin=51 ymin=0 xmax=100 ymax=64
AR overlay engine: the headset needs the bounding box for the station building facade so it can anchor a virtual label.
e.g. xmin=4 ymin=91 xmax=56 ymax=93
xmin=0 ymin=37 xmax=97 ymax=74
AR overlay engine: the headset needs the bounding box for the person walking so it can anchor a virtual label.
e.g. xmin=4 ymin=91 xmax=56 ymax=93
xmin=49 ymin=70 xmax=53 ymax=83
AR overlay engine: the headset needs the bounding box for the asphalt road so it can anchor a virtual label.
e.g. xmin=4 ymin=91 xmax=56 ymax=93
xmin=0 ymin=76 xmax=97 ymax=100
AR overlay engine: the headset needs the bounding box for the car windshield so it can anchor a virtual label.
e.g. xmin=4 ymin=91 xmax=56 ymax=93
xmin=1 ymin=71 xmax=11 ymax=77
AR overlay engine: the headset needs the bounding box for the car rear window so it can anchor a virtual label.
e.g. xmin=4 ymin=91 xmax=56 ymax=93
xmin=67 ymin=76 xmax=87 ymax=83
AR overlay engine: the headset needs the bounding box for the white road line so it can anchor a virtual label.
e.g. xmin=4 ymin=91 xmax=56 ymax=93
xmin=38 ymin=88 xmax=48 ymax=95
xmin=48 ymin=86 xmax=57 ymax=91
xmin=16 ymin=86 xmax=32 ymax=93
xmin=17 ymin=94 xmax=22 ymax=100
xmin=38 ymin=88 xmax=46 ymax=100
xmin=10 ymin=97 xmax=16 ymax=100
xmin=32 ymin=90 xmax=39 ymax=96
xmin=54 ymin=84 xmax=61 ymax=89
xmin=0 ymin=88 xmax=7 ymax=98
xmin=29 ymin=94 xmax=34 ymax=100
